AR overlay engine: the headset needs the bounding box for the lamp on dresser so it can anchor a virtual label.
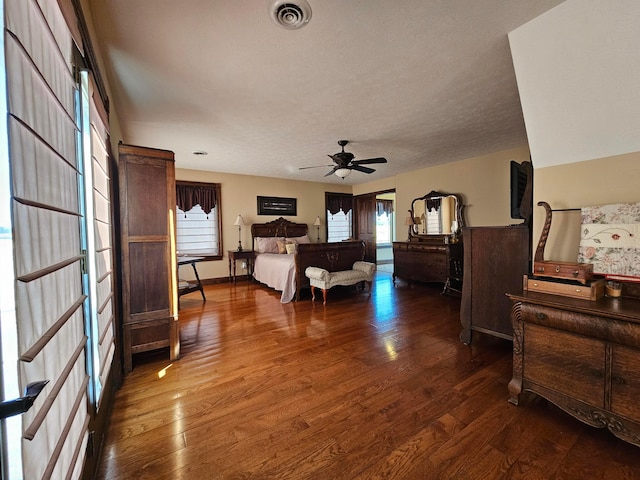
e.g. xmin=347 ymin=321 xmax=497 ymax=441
xmin=314 ymin=216 xmax=322 ymax=242
xmin=405 ymin=214 xmax=417 ymax=242
xmin=234 ymin=214 xmax=245 ymax=251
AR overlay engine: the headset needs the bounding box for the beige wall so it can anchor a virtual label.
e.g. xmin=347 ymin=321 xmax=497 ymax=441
xmin=175 ymin=169 xmax=350 ymax=280
xmin=532 ymin=151 xmax=640 ymax=262
xmin=176 ymin=148 xmax=640 ymax=282
xmin=358 ymin=146 xmax=531 ymax=237
xmin=178 ymin=146 xmax=533 ymax=281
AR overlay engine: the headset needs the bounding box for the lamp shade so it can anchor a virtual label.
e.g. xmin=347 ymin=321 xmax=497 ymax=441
xmin=335 ymin=168 xmax=351 ymax=178
xmin=233 ymin=214 xmax=245 ymax=226
xmin=404 ymin=216 xmax=414 ymax=226
xmin=313 ymin=216 xmax=321 ymax=226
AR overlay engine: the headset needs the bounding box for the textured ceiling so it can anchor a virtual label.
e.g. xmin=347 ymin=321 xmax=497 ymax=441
xmin=87 ymin=0 xmax=565 ymax=185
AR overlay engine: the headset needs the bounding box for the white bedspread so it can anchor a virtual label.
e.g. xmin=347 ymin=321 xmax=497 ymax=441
xmin=253 ymin=253 xmax=297 ymax=303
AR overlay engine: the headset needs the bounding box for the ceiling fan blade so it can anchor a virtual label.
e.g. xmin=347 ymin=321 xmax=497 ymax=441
xmin=299 ymin=164 xmax=333 ymax=170
xmin=351 ymin=157 xmax=387 ymax=165
xmin=351 ymin=165 xmax=375 ymax=174
xmin=324 ymin=167 xmax=339 ymax=177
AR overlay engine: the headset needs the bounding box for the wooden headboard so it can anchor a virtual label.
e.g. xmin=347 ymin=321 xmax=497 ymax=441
xmin=251 ymin=217 xmax=308 ymax=241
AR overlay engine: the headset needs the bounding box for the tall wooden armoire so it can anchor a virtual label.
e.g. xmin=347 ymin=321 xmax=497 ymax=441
xmin=459 ymin=225 xmax=530 ymax=344
xmin=118 ymin=143 xmax=179 ymax=373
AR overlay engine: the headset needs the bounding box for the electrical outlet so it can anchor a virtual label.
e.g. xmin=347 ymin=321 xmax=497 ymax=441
xmin=241 ymin=261 xmax=247 ymax=269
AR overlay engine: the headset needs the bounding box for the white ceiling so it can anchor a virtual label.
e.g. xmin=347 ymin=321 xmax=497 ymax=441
xmin=87 ymin=0 xmax=566 ymax=185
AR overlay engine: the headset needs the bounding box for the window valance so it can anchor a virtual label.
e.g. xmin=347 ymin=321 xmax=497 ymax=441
xmin=426 ymin=197 xmax=442 ymax=212
xmin=176 ymin=181 xmax=220 ymax=215
xmin=376 ymin=199 xmax=393 ymax=216
xmin=326 ymin=193 xmax=353 ymax=216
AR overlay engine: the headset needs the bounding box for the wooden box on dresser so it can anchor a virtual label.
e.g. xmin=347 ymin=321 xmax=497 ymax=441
xmin=118 ymin=143 xmax=179 ymax=373
xmin=507 ymin=291 xmax=640 ymax=447
xmin=460 ymin=225 xmax=530 ymax=344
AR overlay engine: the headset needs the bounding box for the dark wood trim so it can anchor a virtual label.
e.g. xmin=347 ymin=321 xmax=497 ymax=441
xmin=81 ymin=355 xmax=120 ymax=480
xmin=72 ymin=0 xmax=109 ymax=113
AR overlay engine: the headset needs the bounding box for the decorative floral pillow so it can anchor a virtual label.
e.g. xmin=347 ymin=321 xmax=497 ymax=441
xmin=276 ymin=240 xmax=297 ymax=254
xmin=285 ymin=243 xmax=297 ymax=254
xmin=276 ymin=239 xmax=288 ymax=254
xmin=578 ymin=202 xmax=640 ymax=280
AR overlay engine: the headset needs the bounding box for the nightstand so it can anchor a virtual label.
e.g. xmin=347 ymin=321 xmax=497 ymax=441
xmin=228 ymin=250 xmax=255 ymax=283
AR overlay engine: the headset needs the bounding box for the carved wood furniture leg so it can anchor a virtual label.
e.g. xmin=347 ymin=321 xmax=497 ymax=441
xmin=508 ymin=302 xmax=523 ymax=405
xmin=534 ymin=201 xmax=552 ymax=263
xmin=311 ymin=286 xmax=316 ymax=302
xmin=322 ymin=288 xmax=327 ymax=305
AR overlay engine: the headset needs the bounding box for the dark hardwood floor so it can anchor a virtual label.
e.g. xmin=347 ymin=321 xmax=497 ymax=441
xmin=97 ymin=273 xmax=640 ymax=479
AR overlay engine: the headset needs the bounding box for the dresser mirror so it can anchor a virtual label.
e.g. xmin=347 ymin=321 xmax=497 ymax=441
xmin=409 ymin=190 xmax=464 ymax=239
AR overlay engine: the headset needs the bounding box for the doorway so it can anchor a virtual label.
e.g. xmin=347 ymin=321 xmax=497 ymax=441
xmin=375 ymin=192 xmax=395 ymax=273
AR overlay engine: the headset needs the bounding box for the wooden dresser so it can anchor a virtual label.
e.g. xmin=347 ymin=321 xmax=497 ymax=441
xmin=392 ymin=237 xmax=462 ymax=293
xmin=460 ymin=225 xmax=530 ymax=343
xmin=118 ymin=143 xmax=179 ymax=372
xmin=508 ymin=290 xmax=640 ymax=447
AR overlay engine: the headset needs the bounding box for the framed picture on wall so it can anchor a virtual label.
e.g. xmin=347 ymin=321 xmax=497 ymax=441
xmin=257 ymin=196 xmax=297 ymax=216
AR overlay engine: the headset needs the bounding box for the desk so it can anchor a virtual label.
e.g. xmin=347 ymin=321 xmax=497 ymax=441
xmin=228 ymin=250 xmax=255 ymax=283
xmin=177 ymin=256 xmax=206 ymax=303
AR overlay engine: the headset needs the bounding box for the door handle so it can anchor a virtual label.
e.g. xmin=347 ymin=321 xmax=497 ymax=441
xmin=0 ymin=380 xmax=48 ymax=419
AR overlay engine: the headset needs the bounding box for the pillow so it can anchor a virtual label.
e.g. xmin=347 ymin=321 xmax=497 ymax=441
xmin=276 ymin=239 xmax=287 ymax=254
xmin=255 ymin=237 xmax=280 ymax=254
xmin=285 ymin=243 xmax=297 ymax=254
xmin=286 ymin=234 xmax=311 ymax=245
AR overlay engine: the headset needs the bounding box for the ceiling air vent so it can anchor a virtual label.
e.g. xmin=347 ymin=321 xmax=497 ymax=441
xmin=269 ymin=0 xmax=312 ymax=30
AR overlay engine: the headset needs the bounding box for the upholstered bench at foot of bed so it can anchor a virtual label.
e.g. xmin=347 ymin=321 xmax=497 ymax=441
xmin=305 ymin=261 xmax=376 ymax=305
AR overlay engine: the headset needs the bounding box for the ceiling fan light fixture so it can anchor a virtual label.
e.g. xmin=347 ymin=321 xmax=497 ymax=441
xmin=335 ymin=168 xmax=351 ymax=179
xmin=269 ymin=0 xmax=312 ymax=30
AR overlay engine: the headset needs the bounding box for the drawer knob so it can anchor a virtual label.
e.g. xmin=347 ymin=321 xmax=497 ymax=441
xmin=575 ymin=288 xmax=582 ymax=293
xmin=555 ymin=265 xmax=561 ymax=273
xmin=535 ymin=312 xmax=547 ymax=320
xmin=573 ymin=270 xmax=579 ymax=277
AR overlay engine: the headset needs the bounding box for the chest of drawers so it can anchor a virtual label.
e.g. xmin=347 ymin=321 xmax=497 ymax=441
xmin=508 ymin=291 xmax=640 ymax=447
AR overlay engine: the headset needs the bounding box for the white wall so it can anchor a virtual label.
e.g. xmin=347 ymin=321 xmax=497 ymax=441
xmin=509 ymin=0 xmax=640 ymax=169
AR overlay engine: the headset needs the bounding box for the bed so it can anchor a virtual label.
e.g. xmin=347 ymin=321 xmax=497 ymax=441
xmin=251 ymin=217 xmax=366 ymax=303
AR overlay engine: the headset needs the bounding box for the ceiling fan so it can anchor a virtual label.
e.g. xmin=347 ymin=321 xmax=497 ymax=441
xmin=300 ymin=140 xmax=387 ymax=179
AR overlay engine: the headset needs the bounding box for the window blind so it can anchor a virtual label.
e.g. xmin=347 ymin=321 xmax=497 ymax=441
xmin=5 ymin=0 xmax=89 ymax=478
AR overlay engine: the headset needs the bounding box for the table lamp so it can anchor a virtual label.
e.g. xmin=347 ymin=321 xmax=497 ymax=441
xmin=405 ymin=215 xmax=414 ymax=241
xmin=314 ymin=216 xmax=322 ymax=242
xmin=234 ymin=214 xmax=245 ymax=251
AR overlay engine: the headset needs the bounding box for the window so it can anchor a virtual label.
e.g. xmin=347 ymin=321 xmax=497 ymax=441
xmin=326 ymin=192 xmax=353 ymax=242
xmin=426 ymin=207 xmax=442 ymax=234
xmin=327 ymin=209 xmax=352 ymax=242
xmin=176 ymin=181 xmax=222 ymax=258
xmin=176 ymin=203 xmax=219 ymax=255
xmin=376 ymin=198 xmax=394 ymax=244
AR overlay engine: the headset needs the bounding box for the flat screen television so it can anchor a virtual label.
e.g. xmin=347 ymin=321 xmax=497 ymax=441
xmin=510 ymin=160 xmax=530 ymax=220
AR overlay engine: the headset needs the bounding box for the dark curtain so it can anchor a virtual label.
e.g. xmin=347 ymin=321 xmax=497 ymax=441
xmin=376 ymin=199 xmax=393 ymax=216
xmin=426 ymin=197 xmax=442 ymax=212
xmin=176 ymin=181 xmax=220 ymax=215
xmin=326 ymin=193 xmax=353 ymax=216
